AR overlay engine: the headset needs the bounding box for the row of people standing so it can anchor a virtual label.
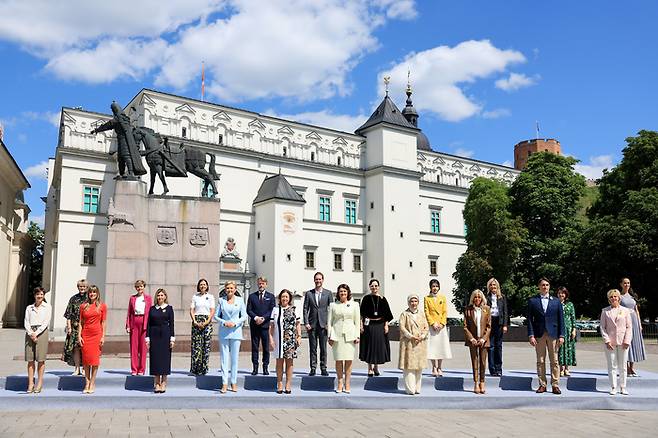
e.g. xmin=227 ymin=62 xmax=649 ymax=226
xmin=50 ymin=275 xmax=646 ymax=396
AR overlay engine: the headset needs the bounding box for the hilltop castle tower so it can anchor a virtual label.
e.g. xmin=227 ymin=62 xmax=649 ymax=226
xmin=514 ymin=138 xmax=561 ymax=170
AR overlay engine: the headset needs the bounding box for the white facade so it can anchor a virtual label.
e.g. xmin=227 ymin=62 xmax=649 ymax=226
xmin=43 ymin=89 xmax=518 ymax=334
xmin=0 ymin=138 xmax=32 ymax=328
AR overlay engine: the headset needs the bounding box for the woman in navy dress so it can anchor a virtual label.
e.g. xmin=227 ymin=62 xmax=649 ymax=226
xmin=146 ymin=288 xmax=175 ymax=393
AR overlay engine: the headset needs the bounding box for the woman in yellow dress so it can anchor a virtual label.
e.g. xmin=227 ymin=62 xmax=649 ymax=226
xmin=424 ymin=279 xmax=452 ymax=376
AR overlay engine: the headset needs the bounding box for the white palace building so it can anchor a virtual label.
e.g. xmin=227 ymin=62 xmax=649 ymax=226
xmin=43 ymin=87 xmax=518 ymax=335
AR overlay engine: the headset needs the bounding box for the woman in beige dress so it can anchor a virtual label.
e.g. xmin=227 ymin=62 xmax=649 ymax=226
xmin=328 ymin=284 xmax=360 ymax=393
xmin=398 ymin=294 xmax=429 ymax=395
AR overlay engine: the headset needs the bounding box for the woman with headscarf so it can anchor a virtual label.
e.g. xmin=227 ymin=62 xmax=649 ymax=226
xmin=398 ymin=294 xmax=429 ymax=395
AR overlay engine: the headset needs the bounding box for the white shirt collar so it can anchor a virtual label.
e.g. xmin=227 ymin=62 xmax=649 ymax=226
xmin=155 ymin=303 xmax=168 ymax=309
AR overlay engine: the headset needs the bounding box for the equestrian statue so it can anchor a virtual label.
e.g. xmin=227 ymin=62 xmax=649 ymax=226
xmin=91 ymin=102 xmax=219 ymax=197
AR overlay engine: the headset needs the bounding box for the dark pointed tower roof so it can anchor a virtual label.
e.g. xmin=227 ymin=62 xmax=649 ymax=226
xmin=355 ymin=93 xmax=417 ymax=135
xmin=401 ymin=82 xmax=432 ymax=151
xmin=253 ymin=173 xmax=305 ymax=205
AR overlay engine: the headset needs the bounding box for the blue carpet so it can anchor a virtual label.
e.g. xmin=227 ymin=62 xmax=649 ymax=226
xmin=1 ymin=369 xmax=657 ymax=410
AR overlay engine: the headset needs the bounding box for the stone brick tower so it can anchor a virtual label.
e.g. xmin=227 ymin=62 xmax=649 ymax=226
xmin=514 ymin=138 xmax=561 ymax=170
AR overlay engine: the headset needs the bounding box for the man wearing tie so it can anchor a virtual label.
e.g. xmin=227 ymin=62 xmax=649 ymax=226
xmin=527 ymin=277 xmax=565 ymax=394
xmin=303 ymin=272 xmax=332 ymax=376
xmin=247 ymin=276 xmax=275 ymax=375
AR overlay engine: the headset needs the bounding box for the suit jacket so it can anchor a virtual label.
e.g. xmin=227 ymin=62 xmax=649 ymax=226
xmin=126 ymin=294 xmax=152 ymax=331
xmin=463 ymin=305 xmax=492 ymax=347
xmin=600 ymin=306 xmax=633 ymax=347
xmin=527 ymin=294 xmax=565 ymax=339
xmin=327 ymin=300 xmax=360 ymax=342
xmin=489 ymin=293 xmax=510 ymax=327
xmin=246 ymin=290 xmax=275 ymax=328
xmin=424 ymin=294 xmax=448 ymax=326
xmin=303 ymin=288 xmax=332 ymax=329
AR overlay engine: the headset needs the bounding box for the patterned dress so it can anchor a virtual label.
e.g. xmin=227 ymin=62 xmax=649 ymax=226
xmin=558 ymin=301 xmax=577 ymax=366
xmin=190 ymin=315 xmax=213 ymax=375
xmin=62 ymin=292 xmax=86 ymax=366
xmin=620 ymin=293 xmax=646 ymax=362
xmin=271 ymin=305 xmax=299 ymax=359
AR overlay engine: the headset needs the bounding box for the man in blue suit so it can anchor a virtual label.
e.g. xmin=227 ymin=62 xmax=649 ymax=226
xmin=527 ymin=277 xmax=565 ymax=394
xmin=247 ymin=276 xmax=275 ymax=375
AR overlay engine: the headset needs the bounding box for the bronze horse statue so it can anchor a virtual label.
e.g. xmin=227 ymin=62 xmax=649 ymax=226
xmin=133 ymin=127 xmax=220 ymax=197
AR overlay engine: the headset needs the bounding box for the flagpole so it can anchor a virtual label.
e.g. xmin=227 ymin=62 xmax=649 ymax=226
xmin=201 ymin=61 xmax=205 ymax=102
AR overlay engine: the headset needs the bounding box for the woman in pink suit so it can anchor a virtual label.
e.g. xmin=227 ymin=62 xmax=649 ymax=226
xmin=599 ymin=289 xmax=633 ymax=396
xmin=126 ymin=280 xmax=152 ymax=375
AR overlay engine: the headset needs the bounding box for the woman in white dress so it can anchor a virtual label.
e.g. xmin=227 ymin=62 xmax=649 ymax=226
xmin=423 ymin=279 xmax=452 ymax=376
xmin=328 ymin=284 xmax=360 ymax=393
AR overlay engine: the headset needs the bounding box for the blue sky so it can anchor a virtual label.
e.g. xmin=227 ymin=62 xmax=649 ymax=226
xmin=1 ymin=0 xmax=657 ymax=225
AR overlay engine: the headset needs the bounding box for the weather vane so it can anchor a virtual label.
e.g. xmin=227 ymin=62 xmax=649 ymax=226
xmin=383 ymin=76 xmax=391 ymax=95
xmin=406 ymin=68 xmax=412 ymax=92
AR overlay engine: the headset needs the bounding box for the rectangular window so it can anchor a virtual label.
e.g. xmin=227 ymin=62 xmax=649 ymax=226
xmin=83 ymin=186 xmax=100 ymax=213
xmin=430 ymin=260 xmax=437 ymax=276
xmin=344 ymin=199 xmax=357 ymax=224
xmin=319 ymin=196 xmax=331 ymax=222
xmin=182 ymin=127 xmax=187 ymax=138
xmin=353 ymin=254 xmax=362 ymax=272
xmin=82 ymin=246 xmax=96 ymax=266
xmin=430 ymin=210 xmax=440 ymax=234
xmin=305 ymin=251 xmax=315 ymax=269
xmin=334 ymin=253 xmax=343 ymax=271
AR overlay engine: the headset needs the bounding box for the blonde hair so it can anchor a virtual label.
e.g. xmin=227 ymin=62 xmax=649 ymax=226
xmin=469 ymin=289 xmax=487 ymax=307
xmin=486 ymin=278 xmax=502 ymax=299
xmin=224 ymin=280 xmax=237 ymax=289
xmin=607 ymin=289 xmax=621 ymax=300
xmin=84 ymin=285 xmax=103 ymax=310
xmin=257 ymin=276 xmax=268 ymax=283
xmin=155 ymin=288 xmax=168 ymax=303
xmin=76 ymin=279 xmax=88 ymax=288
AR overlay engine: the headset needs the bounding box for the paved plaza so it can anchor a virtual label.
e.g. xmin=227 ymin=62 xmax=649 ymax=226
xmin=1 ymin=328 xmax=657 ymax=436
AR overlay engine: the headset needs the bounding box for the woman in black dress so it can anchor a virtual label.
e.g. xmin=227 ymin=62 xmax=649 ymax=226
xmin=146 ymin=288 xmax=175 ymax=393
xmin=359 ymin=279 xmax=394 ymax=376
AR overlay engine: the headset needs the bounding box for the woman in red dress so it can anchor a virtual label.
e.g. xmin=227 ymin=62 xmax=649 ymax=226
xmin=78 ymin=285 xmax=107 ymax=394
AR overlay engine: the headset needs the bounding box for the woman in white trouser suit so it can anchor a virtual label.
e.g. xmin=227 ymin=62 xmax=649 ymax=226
xmin=599 ymin=289 xmax=633 ymax=396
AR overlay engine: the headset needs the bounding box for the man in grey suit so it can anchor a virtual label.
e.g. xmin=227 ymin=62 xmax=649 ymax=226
xmin=303 ymin=272 xmax=332 ymax=376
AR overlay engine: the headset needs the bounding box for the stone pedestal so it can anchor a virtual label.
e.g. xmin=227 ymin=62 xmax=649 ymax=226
xmin=105 ymin=180 xmax=220 ymax=336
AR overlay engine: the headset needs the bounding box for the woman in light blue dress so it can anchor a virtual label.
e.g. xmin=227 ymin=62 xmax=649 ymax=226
xmin=619 ymin=278 xmax=646 ymax=376
xmin=214 ymin=280 xmax=247 ymax=393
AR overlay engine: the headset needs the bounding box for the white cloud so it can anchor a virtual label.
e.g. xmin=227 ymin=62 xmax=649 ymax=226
xmin=265 ymin=109 xmax=367 ymax=133
xmin=0 ymin=0 xmax=224 ymax=54
xmin=495 ymin=72 xmax=539 ymax=92
xmin=482 ymin=108 xmax=511 ymax=119
xmin=454 ymin=148 xmax=474 ymax=158
xmin=22 ymin=111 xmax=61 ymax=127
xmin=0 ymin=0 xmax=416 ymax=102
xmin=380 ymin=40 xmax=526 ymax=121
xmin=46 ymin=38 xmax=168 ymax=83
xmin=30 ymin=215 xmax=45 ymax=228
xmin=574 ymin=154 xmax=615 ymax=180
xmin=24 ymin=160 xmax=49 ymax=180
xmin=373 ymin=0 xmax=417 ymax=19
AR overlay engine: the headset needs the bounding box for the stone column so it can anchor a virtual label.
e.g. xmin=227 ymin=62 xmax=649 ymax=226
xmin=105 ymin=180 xmax=220 ymax=335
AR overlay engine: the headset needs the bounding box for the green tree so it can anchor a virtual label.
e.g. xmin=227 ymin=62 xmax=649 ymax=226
xmin=27 ymin=221 xmax=44 ymax=294
xmin=509 ymin=152 xmax=586 ymax=309
xmin=452 ymin=177 xmax=525 ymax=313
xmin=579 ymin=131 xmax=658 ymax=318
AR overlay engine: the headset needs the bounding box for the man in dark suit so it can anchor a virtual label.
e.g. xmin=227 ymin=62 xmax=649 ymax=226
xmin=246 ymin=276 xmax=275 ymax=375
xmin=303 ymin=272 xmax=332 ymax=376
xmin=527 ymin=277 xmax=565 ymax=394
